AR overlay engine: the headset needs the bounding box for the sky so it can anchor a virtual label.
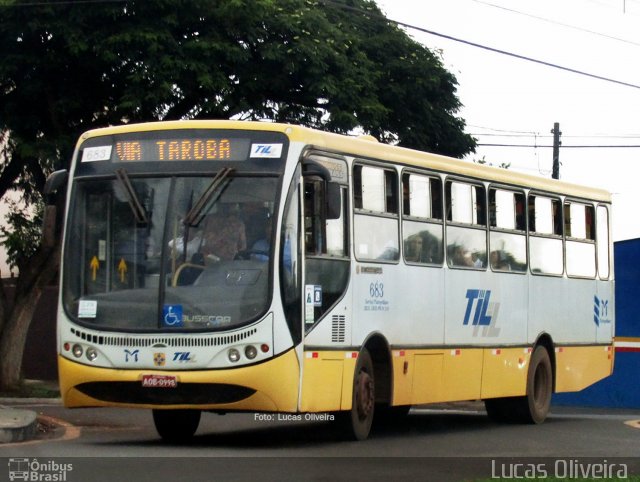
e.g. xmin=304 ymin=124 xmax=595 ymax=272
xmin=375 ymin=0 xmax=640 ymax=241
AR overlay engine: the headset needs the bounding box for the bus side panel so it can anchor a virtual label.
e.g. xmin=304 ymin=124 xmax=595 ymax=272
xmin=297 ymin=351 xmax=359 ymax=412
xmin=529 ymin=277 xmax=596 ymax=344
xmin=596 ymin=279 xmax=615 ymax=345
xmin=299 ymin=351 xmax=345 ymax=412
xmin=441 ymin=348 xmax=483 ymax=401
xmin=411 ymin=353 xmax=444 ymax=404
xmin=391 ymin=348 xmax=483 ymax=405
xmin=480 ymin=347 xmax=529 ymax=399
xmin=390 ymin=350 xmax=413 ymax=405
xmin=554 ymin=345 xmax=613 ymax=392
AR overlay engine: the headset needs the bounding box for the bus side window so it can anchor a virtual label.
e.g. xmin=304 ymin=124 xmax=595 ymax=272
xmin=446 ymin=180 xmax=487 ymax=269
xmin=304 ymin=179 xmax=325 ymax=255
xmin=446 ymin=181 xmax=486 ymax=226
xmin=565 ymin=201 xmax=596 ymax=278
xmin=529 ymin=195 xmax=562 ymax=236
xmin=596 ymin=205 xmax=610 ymax=279
xmin=488 ymin=188 xmax=527 ymax=273
xmin=529 ymin=194 xmax=565 ymax=276
xmin=354 ymin=163 xmax=399 ymax=262
xmin=402 ymin=172 xmax=444 ymax=265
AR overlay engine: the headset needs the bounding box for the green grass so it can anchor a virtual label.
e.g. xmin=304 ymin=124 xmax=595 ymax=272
xmin=0 ymin=381 xmax=60 ymax=398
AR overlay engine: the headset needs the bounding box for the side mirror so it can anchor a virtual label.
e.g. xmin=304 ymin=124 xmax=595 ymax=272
xmin=41 ymin=205 xmax=57 ymax=248
xmin=41 ymin=169 xmax=68 ymax=248
xmin=44 ymin=169 xmax=68 ymax=196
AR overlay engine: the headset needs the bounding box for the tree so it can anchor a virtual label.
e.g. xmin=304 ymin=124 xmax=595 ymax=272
xmin=474 ymin=155 xmax=511 ymax=169
xmin=0 ymin=0 xmax=475 ymax=390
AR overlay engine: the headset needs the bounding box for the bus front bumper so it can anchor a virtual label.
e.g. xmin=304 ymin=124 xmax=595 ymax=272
xmin=57 ymin=348 xmax=300 ymax=412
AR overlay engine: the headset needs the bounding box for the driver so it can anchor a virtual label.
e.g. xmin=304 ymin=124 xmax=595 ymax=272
xmin=200 ymin=205 xmax=246 ymax=261
xmin=251 ymin=216 xmax=272 ymax=261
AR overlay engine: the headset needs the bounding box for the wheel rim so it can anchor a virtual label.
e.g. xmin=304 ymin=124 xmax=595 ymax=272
xmin=355 ymin=369 xmax=374 ymax=421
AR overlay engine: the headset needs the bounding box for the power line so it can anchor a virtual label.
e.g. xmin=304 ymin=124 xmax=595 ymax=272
xmin=472 ymin=0 xmax=640 ymax=48
xmin=324 ymin=0 xmax=640 ymax=90
xmin=0 ymin=0 xmax=128 ymax=6
xmin=393 ymin=20 xmax=640 ymax=90
xmin=471 ymin=132 xmax=640 ymax=139
xmin=478 ymin=143 xmax=640 ymax=148
xmin=469 ymin=123 xmax=640 ymax=138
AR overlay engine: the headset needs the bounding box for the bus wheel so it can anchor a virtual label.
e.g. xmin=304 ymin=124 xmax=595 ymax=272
xmin=152 ymin=409 xmax=201 ymax=442
xmin=484 ymin=346 xmax=552 ymax=424
xmin=522 ymin=345 xmax=553 ymax=424
xmin=345 ymin=348 xmax=375 ymax=440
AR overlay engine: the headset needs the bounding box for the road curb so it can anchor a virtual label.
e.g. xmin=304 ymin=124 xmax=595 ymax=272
xmin=0 ymin=407 xmax=38 ymax=443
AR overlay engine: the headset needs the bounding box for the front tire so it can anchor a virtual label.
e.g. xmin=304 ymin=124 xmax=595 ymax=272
xmin=152 ymin=409 xmax=201 ymax=442
xmin=343 ymin=348 xmax=375 ymax=440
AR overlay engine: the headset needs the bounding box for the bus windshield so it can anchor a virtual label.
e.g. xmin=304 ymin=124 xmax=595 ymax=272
xmin=63 ymin=174 xmax=278 ymax=332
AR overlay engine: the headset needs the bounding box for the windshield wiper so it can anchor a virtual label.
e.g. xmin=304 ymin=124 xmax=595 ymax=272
xmin=115 ymin=168 xmax=149 ymax=225
xmin=183 ymin=167 xmax=233 ymax=227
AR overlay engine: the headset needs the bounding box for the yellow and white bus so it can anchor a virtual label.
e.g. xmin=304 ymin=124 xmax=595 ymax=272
xmin=47 ymin=120 xmax=614 ymax=441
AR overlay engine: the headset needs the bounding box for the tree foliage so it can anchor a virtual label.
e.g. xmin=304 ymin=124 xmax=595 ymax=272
xmin=0 ymin=0 xmax=474 ymax=389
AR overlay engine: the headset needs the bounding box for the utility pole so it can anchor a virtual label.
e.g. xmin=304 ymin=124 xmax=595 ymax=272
xmin=551 ymin=122 xmax=562 ymax=180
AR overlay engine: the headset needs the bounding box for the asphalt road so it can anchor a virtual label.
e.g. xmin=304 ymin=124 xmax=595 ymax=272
xmin=1 ymin=401 xmax=639 ymax=481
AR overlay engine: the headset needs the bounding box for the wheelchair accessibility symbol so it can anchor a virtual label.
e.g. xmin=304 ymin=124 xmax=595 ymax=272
xmin=162 ymin=305 xmax=183 ymax=327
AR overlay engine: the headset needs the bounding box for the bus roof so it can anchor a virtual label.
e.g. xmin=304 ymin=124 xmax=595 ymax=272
xmin=79 ymin=120 xmax=611 ymax=203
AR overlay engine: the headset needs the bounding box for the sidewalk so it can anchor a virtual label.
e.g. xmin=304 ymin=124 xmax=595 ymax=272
xmin=0 ymin=380 xmax=60 ymax=444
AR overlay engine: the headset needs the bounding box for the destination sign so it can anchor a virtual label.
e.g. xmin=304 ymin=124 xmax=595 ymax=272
xmin=81 ymin=137 xmax=252 ymax=163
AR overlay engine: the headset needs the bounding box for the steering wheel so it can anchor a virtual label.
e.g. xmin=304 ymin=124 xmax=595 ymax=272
xmin=172 ymin=262 xmax=205 ymax=286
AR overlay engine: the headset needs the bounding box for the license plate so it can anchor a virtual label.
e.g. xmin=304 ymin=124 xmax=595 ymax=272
xmin=141 ymin=374 xmax=178 ymax=388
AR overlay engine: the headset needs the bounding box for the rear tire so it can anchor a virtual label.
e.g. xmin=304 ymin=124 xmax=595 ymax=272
xmin=152 ymin=409 xmax=201 ymax=442
xmin=522 ymin=345 xmax=553 ymax=424
xmin=484 ymin=345 xmax=552 ymax=424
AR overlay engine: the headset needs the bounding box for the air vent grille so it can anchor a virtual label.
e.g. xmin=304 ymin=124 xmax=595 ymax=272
xmin=331 ymin=315 xmax=346 ymax=343
xmin=70 ymin=327 xmax=257 ymax=348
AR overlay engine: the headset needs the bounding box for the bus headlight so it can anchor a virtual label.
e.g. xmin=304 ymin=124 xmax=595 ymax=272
xmin=72 ymin=344 xmax=83 ymax=358
xmin=245 ymin=345 xmax=258 ymax=360
xmin=86 ymin=347 xmax=98 ymax=361
xmin=228 ymin=348 xmax=241 ymax=363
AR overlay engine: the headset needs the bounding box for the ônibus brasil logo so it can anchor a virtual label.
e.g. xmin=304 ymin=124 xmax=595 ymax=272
xmin=8 ymin=458 xmax=73 ymax=481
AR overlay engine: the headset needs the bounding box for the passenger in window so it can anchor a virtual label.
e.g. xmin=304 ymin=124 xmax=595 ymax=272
xmin=405 ymin=234 xmax=424 ymax=263
xmin=450 ymin=245 xmax=474 ymax=267
xmin=378 ymin=244 xmax=399 ymax=261
xmin=490 ymin=250 xmax=511 ymax=270
xmin=471 ymin=252 xmax=484 ymax=268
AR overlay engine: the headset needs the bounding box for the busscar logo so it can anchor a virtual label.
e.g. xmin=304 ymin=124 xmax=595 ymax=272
xmin=8 ymin=458 xmax=73 ymax=481
xmin=594 ymin=295 xmax=612 ymax=326
xmin=463 ymin=289 xmax=501 ymax=337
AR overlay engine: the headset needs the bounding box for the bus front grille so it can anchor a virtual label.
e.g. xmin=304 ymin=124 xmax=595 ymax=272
xmin=75 ymin=381 xmax=256 ymax=405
